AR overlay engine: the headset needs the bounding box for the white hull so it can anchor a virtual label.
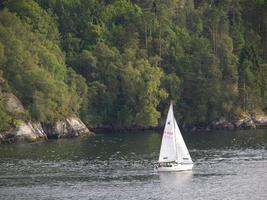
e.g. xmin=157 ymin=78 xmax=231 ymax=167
xmin=156 ymin=163 xmax=193 ymax=172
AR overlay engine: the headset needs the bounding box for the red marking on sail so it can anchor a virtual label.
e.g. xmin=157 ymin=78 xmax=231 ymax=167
xmin=164 ymin=131 xmax=173 ymax=137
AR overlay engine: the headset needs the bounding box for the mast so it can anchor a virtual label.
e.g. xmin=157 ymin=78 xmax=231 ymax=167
xmin=172 ymin=103 xmax=178 ymax=162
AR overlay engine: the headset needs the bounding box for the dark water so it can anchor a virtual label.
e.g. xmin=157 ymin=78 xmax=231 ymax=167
xmin=0 ymin=129 xmax=266 ymax=200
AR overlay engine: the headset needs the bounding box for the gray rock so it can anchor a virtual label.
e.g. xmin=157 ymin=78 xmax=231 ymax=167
xmin=211 ymin=118 xmax=234 ymax=130
xmin=1 ymin=122 xmax=47 ymax=144
xmin=43 ymin=117 xmax=92 ymax=139
xmin=234 ymin=119 xmax=245 ymax=128
xmin=252 ymin=115 xmax=267 ymax=128
xmin=225 ymin=122 xmax=235 ymax=130
xmin=234 ymin=116 xmax=256 ymax=129
xmin=0 ymin=93 xmax=93 ymax=144
xmin=244 ymin=117 xmax=256 ymax=128
xmin=191 ymin=127 xmax=197 ymax=131
xmin=2 ymin=93 xmax=25 ymax=114
xmin=206 ymin=126 xmax=211 ymax=131
xmin=0 ymin=134 xmax=3 ymax=144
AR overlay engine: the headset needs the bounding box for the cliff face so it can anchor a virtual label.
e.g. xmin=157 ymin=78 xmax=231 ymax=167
xmin=42 ymin=117 xmax=92 ymax=139
xmin=0 ymin=93 xmax=93 ymax=144
xmin=3 ymin=93 xmax=25 ymax=114
xmin=0 ymin=122 xmax=47 ymax=144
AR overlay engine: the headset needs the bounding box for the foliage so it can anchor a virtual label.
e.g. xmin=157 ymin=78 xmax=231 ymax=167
xmin=0 ymin=99 xmax=12 ymax=132
xmin=0 ymin=0 xmax=266 ymax=129
xmin=0 ymin=8 xmax=87 ymax=123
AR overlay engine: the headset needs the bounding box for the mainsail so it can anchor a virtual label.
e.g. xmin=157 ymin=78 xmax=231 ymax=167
xmin=158 ymin=103 xmax=177 ymax=162
xmin=158 ymin=103 xmax=192 ymax=164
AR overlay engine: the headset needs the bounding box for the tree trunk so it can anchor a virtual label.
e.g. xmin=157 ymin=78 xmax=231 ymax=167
xmin=144 ymin=20 xmax=148 ymax=49
xmin=159 ymin=22 xmax=162 ymax=62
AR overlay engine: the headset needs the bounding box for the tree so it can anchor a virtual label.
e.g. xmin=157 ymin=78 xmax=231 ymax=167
xmin=0 ymin=9 xmax=86 ymax=123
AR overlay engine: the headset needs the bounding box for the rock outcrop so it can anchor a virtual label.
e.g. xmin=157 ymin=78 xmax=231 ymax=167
xmin=252 ymin=114 xmax=267 ymax=128
xmin=0 ymin=93 xmax=93 ymax=144
xmin=208 ymin=114 xmax=267 ymax=130
xmin=43 ymin=117 xmax=93 ymax=139
xmin=0 ymin=122 xmax=47 ymax=144
xmin=0 ymin=117 xmax=93 ymax=144
xmin=3 ymin=93 xmax=25 ymax=114
xmin=210 ymin=118 xmax=235 ymax=130
xmin=0 ymin=134 xmax=3 ymax=143
xmin=234 ymin=117 xmax=256 ymax=129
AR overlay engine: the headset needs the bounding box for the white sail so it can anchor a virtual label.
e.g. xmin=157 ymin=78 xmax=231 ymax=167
xmin=156 ymin=102 xmax=193 ymax=171
xmin=174 ymin=119 xmax=192 ymax=163
xmin=158 ymin=104 xmax=177 ymax=162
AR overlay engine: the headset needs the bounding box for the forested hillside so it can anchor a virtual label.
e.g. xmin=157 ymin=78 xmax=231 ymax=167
xmin=0 ymin=0 xmax=266 ymax=131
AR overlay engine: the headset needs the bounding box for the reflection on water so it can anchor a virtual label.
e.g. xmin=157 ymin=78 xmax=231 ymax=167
xmin=159 ymin=171 xmax=193 ymax=187
xmin=0 ymin=129 xmax=266 ymax=200
xmin=159 ymin=172 xmax=193 ymax=200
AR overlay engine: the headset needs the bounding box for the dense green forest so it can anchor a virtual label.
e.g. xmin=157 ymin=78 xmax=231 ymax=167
xmin=0 ymin=0 xmax=266 ymax=131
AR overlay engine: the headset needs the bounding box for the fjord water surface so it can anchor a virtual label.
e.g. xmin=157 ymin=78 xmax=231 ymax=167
xmin=0 ymin=129 xmax=266 ymax=200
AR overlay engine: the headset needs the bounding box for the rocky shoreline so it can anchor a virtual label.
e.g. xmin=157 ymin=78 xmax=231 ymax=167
xmin=0 ymin=117 xmax=93 ymax=144
xmin=1 ymin=93 xmax=266 ymax=144
xmin=193 ymin=114 xmax=267 ymax=131
xmin=92 ymin=114 xmax=267 ymax=133
xmin=1 ymin=114 xmax=266 ymax=144
xmin=0 ymin=93 xmax=93 ymax=144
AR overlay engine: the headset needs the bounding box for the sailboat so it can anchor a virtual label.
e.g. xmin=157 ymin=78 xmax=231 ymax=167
xmin=156 ymin=103 xmax=193 ymax=172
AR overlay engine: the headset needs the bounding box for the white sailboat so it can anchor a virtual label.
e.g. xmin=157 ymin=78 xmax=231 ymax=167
xmin=156 ymin=103 xmax=193 ymax=172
